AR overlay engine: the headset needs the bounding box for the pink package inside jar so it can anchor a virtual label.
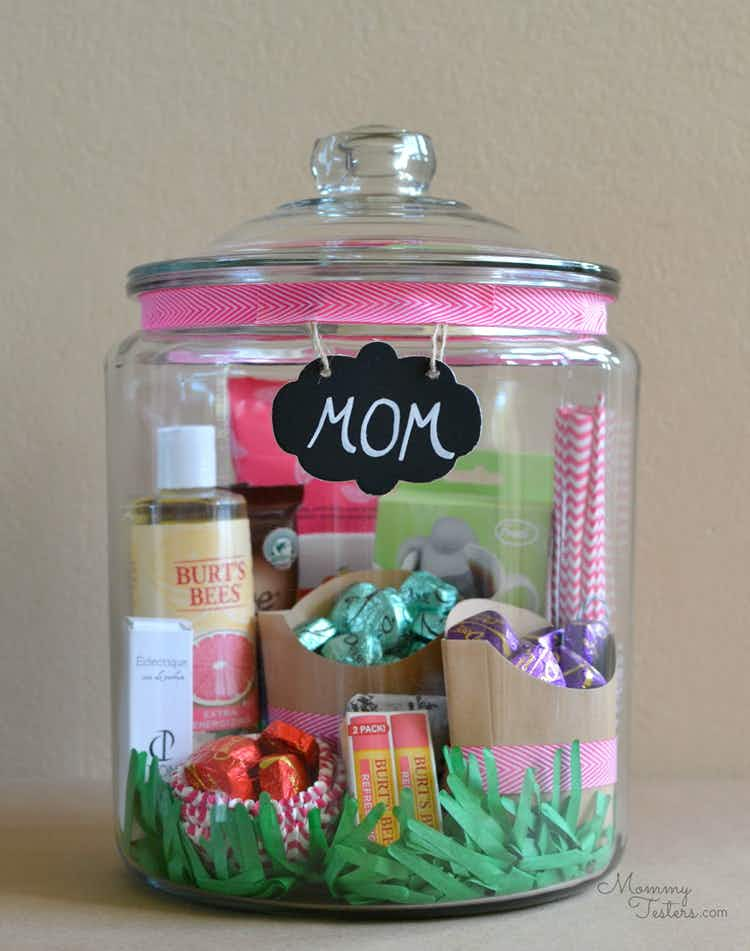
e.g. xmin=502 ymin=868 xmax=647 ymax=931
xmin=228 ymin=376 xmax=378 ymax=592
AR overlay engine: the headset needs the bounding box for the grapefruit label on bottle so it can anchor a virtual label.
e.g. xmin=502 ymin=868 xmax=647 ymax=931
xmin=130 ymin=518 xmax=258 ymax=733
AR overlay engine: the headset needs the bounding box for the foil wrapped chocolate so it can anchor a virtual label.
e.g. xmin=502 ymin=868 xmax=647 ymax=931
xmin=445 ymin=610 xmax=520 ymax=658
xmin=181 ymin=720 xmax=322 ymax=804
xmin=560 ymin=620 xmax=610 ymax=673
xmin=261 ymin=719 xmax=320 ymax=772
xmin=446 ymin=610 xmax=610 ymax=689
xmin=510 ymin=639 xmax=565 ymax=685
xmin=556 ymin=643 xmax=606 ymax=689
xmin=294 ymin=570 xmax=458 ymax=665
xmin=258 ymin=753 xmax=309 ymax=799
xmin=400 ymin=570 xmax=459 ymax=614
xmin=349 ymin=588 xmax=412 ymax=651
xmin=184 ymin=735 xmax=263 ymax=800
xmin=330 ymin=581 xmax=377 ymax=631
xmin=321 ymin=631 xmax=384 ymax=665
xmin=294 ymin=616 xmax=338 ymax=652
xmin=410 ymin=609 xmax=447 ymax=642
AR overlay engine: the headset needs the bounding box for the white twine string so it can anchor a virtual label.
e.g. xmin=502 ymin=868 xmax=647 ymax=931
xmin=427 ymin=324 xmax=448 ymax=379
xmin=308 ymin=322 xmax=331 ymax=378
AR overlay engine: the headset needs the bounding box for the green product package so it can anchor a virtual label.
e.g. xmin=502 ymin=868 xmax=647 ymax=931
xmin=374 ymin=450 xmax=553 ymax=613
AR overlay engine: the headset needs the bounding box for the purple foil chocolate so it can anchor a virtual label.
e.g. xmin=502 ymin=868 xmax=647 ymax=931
xmin=445 ymin=610 xmax=520 ymax=658
xmin=557 ymin=643 xmax=606 ymax=689
xmin=532 ymin=628 xmax=561 ymax=653
xmin=510 ymin=640 xmax=566 ymax=686
xmin=561 ymin=620 xmax=609 ymax=672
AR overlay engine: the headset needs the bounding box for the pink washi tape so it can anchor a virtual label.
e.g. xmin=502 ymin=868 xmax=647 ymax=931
xmin=461 ymin=737 xmax=617 ymax=795
xmin=267 ymin=707 xmax=343 ymax=745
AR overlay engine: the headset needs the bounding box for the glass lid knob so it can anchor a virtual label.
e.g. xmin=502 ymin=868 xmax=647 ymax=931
xmin=310 ymin=124 xmax=436 ymax=197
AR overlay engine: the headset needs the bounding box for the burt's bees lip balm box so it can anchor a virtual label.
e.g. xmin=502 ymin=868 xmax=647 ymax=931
xmin=389 ymin=711 xmax=441 ymax=831
xmin=341 ymin=713 xmax=399 ymax=846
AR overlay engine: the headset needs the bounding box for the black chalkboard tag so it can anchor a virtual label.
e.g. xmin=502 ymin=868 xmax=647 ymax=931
xmin=271 ymin=341 xmax=482 ymax=496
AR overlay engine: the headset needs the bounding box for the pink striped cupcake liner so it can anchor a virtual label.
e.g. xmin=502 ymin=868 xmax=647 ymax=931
xmin=169 ymin=736 xmax=346 ymax=861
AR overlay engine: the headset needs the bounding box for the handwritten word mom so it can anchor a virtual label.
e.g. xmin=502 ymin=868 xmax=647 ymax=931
xmin=306 ymin=396 xmax=455 ymax=462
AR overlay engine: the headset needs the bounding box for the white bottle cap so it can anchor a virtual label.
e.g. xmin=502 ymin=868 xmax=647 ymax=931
xmin=156 ymin=425 xmax=217 ymax=490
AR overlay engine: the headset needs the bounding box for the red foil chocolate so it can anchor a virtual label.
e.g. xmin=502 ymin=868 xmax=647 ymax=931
xmin=184 ymin=735 xmax=262 ymax=800
xmin=261 ymin=720 xmax=320 ymax=774
xmin=258 ymin=753 xmax=309 ymax=799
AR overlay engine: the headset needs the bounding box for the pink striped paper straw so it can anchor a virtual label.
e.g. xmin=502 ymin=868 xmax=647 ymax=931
xmin=548 ymin=396 xmax=607 ymax=624
xmin=581 ymin=395 xmax=607 ymax=620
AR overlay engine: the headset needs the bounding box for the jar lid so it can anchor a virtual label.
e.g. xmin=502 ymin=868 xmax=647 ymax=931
xmin=126 ymin=125 xmax=619 ymax=299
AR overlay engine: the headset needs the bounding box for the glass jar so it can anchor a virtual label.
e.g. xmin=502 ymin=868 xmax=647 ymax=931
xmin=108 ymin=126 xmax=637 ymax=915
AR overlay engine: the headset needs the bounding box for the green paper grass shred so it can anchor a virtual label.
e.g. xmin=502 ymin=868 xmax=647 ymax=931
xmin=120 ymin=749 xmax=143 ymax=849
xmin=163 ymin=799 xmax=190 ymax=884
xmin=323 ymin=845 xmax=352 ymax=895
xmin=388 ymin=842 xmax=484 ymax=901
xmin=518 ymin=848 xmax=587 ymax=873
xmin=404 ymin=819 xmax=507 ymax=884
xmin=228 ymin=803 xmax=264 ymax=880
xmin=535 ymin=868 xmax=564 ymax=888
xmin=482 ymin=750 xmax=505 ymax=825
xmin=339 ymin=802 xmax=387 ymax=849
xmin=537 ymin=817 xmax=549 ymax=855
xmin=578 ymin=791 xmax=610 ymax=853
xmin=332 ymin=796 xmax=359 ymax=845
xmin=539 ymin=802 xmax=580 ymax=847
xmin=499 ymin=795 xmax=517 ymax=816
xmin=394 ymin=786 xmax=415 ymax=827
xmin=466 ymin=753 xmax=484 ymax=797
xmin=333 ymin=844 xmax=409 ymax=881
xmin=551 ymin=747 xmax=562 ymax=813
xmin=142 ymin=756 xmax=163 ymax=835
xmin=492 ymin=866 xmax=537 ymax=895
xmin=257 ymin=793 xmax=297 ymax=876
xmin=344 ymin=882 xmax=437 ymax=905
xmin=517 ymin=837 xmax=540 ymax=859
xmin=511 ymin=768 xmax=537 ymax=850
xmin=539 ymin=747 xmax=563 ymax=856
xmin=445 ymin=771 xmax=485 ymax=811
xmin=179 ymin=827 xmax=207 ymax=884
xmin=565 ymin=739 xmax=582 ymax=829
xmin=122 ymin=738 xmax=615 ymax=907
xmin=589 ymin=842 xmax=615 ymax=872
xmin=306 ymin=808 xmax=328 ymax=866
xmin=206 ymin=810 xmax=230 ymax=880
xmin=444 ymin=745 xmax=467 ymax=779
xmin=131 ymin=835 xmax=167 ymax=877
xmin=438 ymin=790 xmax=510 ymax=862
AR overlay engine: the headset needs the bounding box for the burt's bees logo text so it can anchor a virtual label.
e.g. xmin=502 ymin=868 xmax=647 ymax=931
xmin=174 ymin=557 xmax=248 ymax=608
xmin=401 ymin=753 xmax=438 ymax=826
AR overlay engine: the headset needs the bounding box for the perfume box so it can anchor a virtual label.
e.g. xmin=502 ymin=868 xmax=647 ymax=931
xmin=122 ymin=616 xmax=193 ymax=772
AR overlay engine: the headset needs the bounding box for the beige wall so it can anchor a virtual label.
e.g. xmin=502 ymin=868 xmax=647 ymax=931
xmin=1 ymin=0 xmax=748 ymax=782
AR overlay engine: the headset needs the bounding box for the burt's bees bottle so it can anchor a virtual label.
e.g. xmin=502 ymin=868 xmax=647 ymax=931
xmin=129 ymin=425 xmax=259 ymax=739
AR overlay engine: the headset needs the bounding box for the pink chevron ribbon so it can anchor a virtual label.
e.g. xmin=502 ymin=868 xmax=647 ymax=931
xmin=462 ymin=738 xmax=617 ymax=795
xmin=139 ymin=282 xmax=610 ymax=332
xmin=267 ymin=706 xmax=342 ymax=744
